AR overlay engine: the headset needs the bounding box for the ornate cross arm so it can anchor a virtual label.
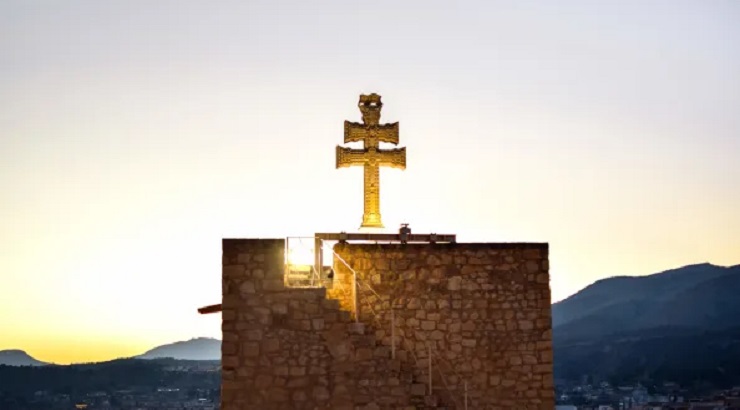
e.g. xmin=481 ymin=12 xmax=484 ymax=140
xmin=336 ymin=146 xmax=366 ymax=168
xmin=344 ymin=121 xmax=400 ymax=145
xmin=376 ymin=147 xmax=407 ymax=170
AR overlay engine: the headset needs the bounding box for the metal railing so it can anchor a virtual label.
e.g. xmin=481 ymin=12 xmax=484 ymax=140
xmin=323 ymin=238 xmax=470 ymax=408
xmin=285 ymin=235 xmax=472 ymax=408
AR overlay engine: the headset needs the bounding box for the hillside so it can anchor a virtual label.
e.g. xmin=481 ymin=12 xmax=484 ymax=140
xmin=0 ymin=350 xmax=48 ymax=367
xmin=553 ymin=263 xmax=740 ymax=342
xmin=553 ymin=263 xmax=740 ymax=387
xmin=136 ymin=337 xmax=220 ymax=361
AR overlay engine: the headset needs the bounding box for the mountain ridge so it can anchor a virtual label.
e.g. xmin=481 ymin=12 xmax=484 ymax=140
xmin=135 ymin=337 xmax=220 ymax=361
xmin=0 ymin=337 xmax=221 ymax=366
xmin=0 ymin=349 xmax=48 ymax=367
xmin=552 ymin=262 xmax=740 ymax=386
xmin=553 ymin=262 xmax=740 ymax=332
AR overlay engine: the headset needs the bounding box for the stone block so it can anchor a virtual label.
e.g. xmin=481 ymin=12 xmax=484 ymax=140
xmin=262 ymin=338 xmax=280 ymax=353
xmin=348 ymin=322 xmax=365 ymax=334
xmin=374 ymin=346 xmax=390 ymax=358
xmin=245 ymin=329 xmax=262 ymax=341
xmin=420 ymin=320 xmax=435 ymax=330
xmin=290 ymin=366 xmax=306 ymax=376
xmin=462 ymin=339 xmax=477 ymax=347
xmin=222 ymin=309 xmax=236 ymax=321
xmin=312 ymin=318 xmax=325 ymax=330
xmin=430 ymin=330 xmax=444 ymax=340
xmin=287 ymin=377 xmax=309 ymax=388
xmin=242 ymin=342 xmax=260 ymax=357
xmin=271 ymin=303 xmax=288 ymax=315
xmin=292 ymin=390 xmax=307 ymax=402
xmin=522 ymin=249 xmax=541 ymax=259
xmin=355 ymin=348 xmax=373 ymax=361
xmin=222 ymin=355 xmax=238 ymax=368
xmin=254 ymin=374 xmax=272 ymax=388
xmin=519 ymin=320 xmax=534 ymax=330
xmin=262 ymin=279 xmax=284 ymax=291
xmin=223 ymin=265 xmax=245 ymax=277
xmin=410 ymin=384 xmax=426 ymax=396
xmin=313 ymin=386 xmax=330 ymax=401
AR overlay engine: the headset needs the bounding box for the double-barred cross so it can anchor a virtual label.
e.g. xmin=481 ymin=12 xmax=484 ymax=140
xmin=336 ymin=93 xmax=406 ymax=228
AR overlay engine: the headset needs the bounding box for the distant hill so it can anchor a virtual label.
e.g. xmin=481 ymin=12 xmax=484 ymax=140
xmin=553 ymin=262 xmax=740 ymax=387
xmin=136 ymin=337 xmax=220 ymax=361
xmin=0 ymin=350 xmax=47 ymax=366
xmin=553 ymin=263 xmax=740 ymax=342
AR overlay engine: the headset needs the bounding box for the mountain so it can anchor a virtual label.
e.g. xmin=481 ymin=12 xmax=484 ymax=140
xmin=136 ymin=337 xmax=220 ymax=360
xmin=552 ymin=262 xmax=740 ymax=387
xmin=0 ymin=349 xmax=48 ymax=366
xmin=552 ymin=263 xmax=740 ymax=342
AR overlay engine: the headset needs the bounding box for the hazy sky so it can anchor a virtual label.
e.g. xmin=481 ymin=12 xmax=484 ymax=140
xmin=1 ymin=1 xmax=738 ymax=364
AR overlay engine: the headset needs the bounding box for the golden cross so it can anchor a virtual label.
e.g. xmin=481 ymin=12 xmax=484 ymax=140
xmin=336 ymin=93 xmax=406 ymax=229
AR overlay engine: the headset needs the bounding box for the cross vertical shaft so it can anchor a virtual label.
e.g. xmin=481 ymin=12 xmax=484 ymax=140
xmin=363 ymin=162 xmax=382 ymax=227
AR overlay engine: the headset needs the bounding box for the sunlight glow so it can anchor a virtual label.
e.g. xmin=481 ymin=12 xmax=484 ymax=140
xmin=286 ymin=238 xmax=317 ymax=267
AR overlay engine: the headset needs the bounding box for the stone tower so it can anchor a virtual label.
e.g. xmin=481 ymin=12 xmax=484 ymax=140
xmin=201 ymin=94 xmax=555 ymax=409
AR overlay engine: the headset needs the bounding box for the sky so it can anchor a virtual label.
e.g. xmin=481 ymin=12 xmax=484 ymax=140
xmin=1 ymin=0 xmax=739 ymax=364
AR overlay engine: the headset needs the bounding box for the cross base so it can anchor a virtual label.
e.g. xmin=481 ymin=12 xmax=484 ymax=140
xmin=361 ymin=213 xmax=384 ymax=229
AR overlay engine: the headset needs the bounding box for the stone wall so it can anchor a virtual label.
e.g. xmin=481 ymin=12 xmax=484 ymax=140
xmin=221 ymin=239 xmax=554 ymax=409
xmin=221 ymin=239 xmax=441 ymax=410
xmin=331 ymin=243 xmax=554 ymax=409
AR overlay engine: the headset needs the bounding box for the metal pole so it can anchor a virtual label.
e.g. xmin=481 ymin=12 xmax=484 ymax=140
xmin=353 ymin=269 xmax=359 ymax=323
xmin=428 ymin=343 xmax=432 ymax=395
xmin=314 ymin=236 xmax=322 ymax=284
xmin=464 ymin=381 xmax=468 ymax=410
xmin=391 ymin=308 xmax=396 ymax=359
xmin=284 ymin=237 xmax=290 ymax=284
xmin=286 ymin=236 xmax=291 ymax=265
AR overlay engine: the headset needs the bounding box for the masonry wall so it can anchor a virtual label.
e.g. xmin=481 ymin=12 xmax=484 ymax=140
xmin=221 ymin=239 xmax=436 ymax=410
xmin=221 ymin=239 xmax=554 ymax=410
xmin=331 ymin=243 xmax=554 ymax=409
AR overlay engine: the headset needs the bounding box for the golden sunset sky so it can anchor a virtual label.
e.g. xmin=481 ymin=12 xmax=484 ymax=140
xmin=1 ymin=1 xmax=739 ymax=364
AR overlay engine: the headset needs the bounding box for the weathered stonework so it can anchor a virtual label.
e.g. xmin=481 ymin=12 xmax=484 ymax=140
xmin=221 ymin=239 xmax=553 ymax=409
xmin=331 ymin=243 xmax=554 ymax=409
